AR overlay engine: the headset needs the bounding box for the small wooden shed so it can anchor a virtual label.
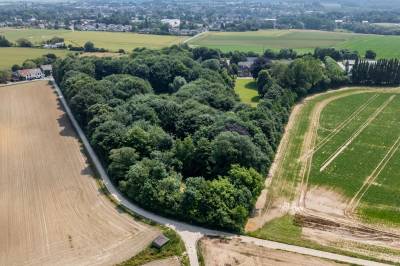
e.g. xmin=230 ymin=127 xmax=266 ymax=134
xmin=152 ymin=234 xmax=170 ymax=249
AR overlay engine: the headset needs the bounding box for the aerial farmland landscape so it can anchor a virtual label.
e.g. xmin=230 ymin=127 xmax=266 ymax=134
xmin=1 ymin=0 xmax=400 ymax=266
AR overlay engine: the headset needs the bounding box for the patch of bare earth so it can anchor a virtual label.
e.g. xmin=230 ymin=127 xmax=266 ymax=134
xmin=246 ymin=104 xmax=303 ymax=232
xmin=304 ymin=187 xmax=347 ymax=218
xmin=200 ymin=237 xmax=348 ymax=266
xmin=0 ymin=81 xmax=159 ymax=266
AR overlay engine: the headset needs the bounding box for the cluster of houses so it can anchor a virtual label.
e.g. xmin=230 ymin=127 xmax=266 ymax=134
xmin=74 ymin=21 xmax=133 ymax=32
xmin=12 ymin=65 xmax=52 ymax=81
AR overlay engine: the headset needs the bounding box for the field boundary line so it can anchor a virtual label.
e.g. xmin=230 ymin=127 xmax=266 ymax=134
xmin=305 ymin=94 xmax=379 ymax=159
xmin=320 ymin=95 xmax=396 ymax=172
xmin=345 ymin=136 xmax=400 ymax=216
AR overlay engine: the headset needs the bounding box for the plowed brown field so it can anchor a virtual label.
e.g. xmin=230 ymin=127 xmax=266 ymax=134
xmin=0 ymin=81 xmax=158 ymax=266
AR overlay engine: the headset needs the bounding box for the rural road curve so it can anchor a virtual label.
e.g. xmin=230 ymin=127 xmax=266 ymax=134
xmin=51 ymin=79 xmax=389 ymax=266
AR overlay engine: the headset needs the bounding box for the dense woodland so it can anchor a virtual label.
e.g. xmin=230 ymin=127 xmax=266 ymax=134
xmin=52 ymin=45 xmax=350 ymax=231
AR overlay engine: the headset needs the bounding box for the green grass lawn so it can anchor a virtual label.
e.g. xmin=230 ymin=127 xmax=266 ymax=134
xmin=189 ymin=30 xmax=400 ymax=58
xmin=0 ymin=28 xmax=187 ymax=52
xmin=0 ymin=47 xmax=68 ymax=69
xmin=234 ymin=78 xmax=259 ymax=107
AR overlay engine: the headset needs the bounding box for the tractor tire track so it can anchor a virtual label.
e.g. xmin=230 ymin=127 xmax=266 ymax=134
xmin=320 ymin=95 xmax=396 ymax=172
xmin=345 ymin=135 xmax=400 ymax=216
xmin=305 ymin=94 xmax=379 ymax=160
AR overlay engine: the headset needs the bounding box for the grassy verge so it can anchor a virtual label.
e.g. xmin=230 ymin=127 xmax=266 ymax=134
xmin=118 ymin=227 xmax=188 ymax=266
xmin=197 ymin=239 xmax=206 ymax=266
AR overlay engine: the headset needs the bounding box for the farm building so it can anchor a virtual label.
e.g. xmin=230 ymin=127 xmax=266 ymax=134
xmin=152 ymin=234 xmax=170 ymax=249
xmin=237 ymin=57 xmax=257 ymax=77
xmin=14 ymin=68 xmax=45 ymax=81
xmin=40 ymin=65 xmax=53 ymax=76
xmin=43 ymin=42 xmax=65 ymax=49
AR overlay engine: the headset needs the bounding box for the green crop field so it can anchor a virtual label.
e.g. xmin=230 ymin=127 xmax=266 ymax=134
xmin=310 ymin=92 xmax=400 ymax=225
xmin=0 ymin=28 xmax=187 ymax=52
xmin=0 ymin=47 xmax=68 ymax=69
xmin=265 ymin=87 xmax=400 ymax=227
xmin=235 ymin=78 xmax=259 ymax=107
xmin=189 ymin=30 xmax=400 ymax=58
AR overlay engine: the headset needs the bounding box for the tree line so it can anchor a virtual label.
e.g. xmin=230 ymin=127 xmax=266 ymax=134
xmin=352 ymin=58 xmax=400 ymax=85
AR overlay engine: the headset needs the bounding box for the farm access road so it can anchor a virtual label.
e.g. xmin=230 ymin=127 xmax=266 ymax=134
xmin=51 ymin=79 xmax=389 ymax=266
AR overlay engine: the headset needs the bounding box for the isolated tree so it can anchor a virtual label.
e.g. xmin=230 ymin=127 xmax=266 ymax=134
xmin=11 ymin=64 xmax=21 ymax=72
xmin=0 ymin=35 xmax=12 ymax=47
xmin=0 ymin=70 xmax=11 ymax=83
xmin=22 ymin=60 xmax=37 ymax=69
xmin=250 ymin=57 xmax=269 ymax=79
xmin=84 ymin=41 xmax=96 ymax=52
xmin=16 ymin=38 xmax=33 ymax=47
xmin=263 ymin=49 xmax=277 ymax=59
xmin=365 ymin=50 xmax=377 ymax=60
xmin=256 ymin=70 xmax=273 ymax=97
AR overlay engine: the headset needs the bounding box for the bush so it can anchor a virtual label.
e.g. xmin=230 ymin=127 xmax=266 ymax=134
xmin=16 ymin=38 xmax=33 ymax=47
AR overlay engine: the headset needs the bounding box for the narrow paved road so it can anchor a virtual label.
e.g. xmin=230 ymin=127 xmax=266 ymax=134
xmin=52 ymin=79 xmax=389 ymax=266
xmin=182 ymin=30 xmax=208 ymax=44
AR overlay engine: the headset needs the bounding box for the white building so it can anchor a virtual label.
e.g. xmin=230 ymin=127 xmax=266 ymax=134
xmin=161 ymin=19 xmax=181 ymax=28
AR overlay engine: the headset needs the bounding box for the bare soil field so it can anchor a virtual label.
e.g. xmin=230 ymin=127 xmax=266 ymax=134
xmin=200 ymin=237 xmax=348 ymax=266
xmin=0 ymin=81 xmax=159 ymax=266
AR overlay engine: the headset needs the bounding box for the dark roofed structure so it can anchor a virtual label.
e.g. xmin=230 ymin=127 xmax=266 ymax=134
xmin=152 ymin=234 xmax=170 ymax=249
xmin=237 ymin=57 xmax=258 ymax=77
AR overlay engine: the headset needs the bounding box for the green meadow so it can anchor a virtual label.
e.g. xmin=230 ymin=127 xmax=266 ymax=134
xmin=0 ymin=47 xmax=68 ymax=69
xmin=234 ymin=78 xmax=259 ymax=107
xmin=189 ymin=30 xmax=400 ymax=58
xmin=0 ymin=28 xmax=187 ymax=52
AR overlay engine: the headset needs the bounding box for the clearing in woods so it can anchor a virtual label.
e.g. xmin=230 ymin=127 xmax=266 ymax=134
xmin=247 ymin=87 xmax=400 ymax=263
xmin=234 ymin=78 xmax=260 ymax=107
xmin=0 ymin=81 xmax=159 ymax=266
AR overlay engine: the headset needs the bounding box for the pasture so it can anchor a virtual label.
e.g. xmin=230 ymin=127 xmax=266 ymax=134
xmin=0 ymin=28 xmax=186 ymax=51
xmin=0 ymin=81 xmax=158 ymax=266
xmin=189 ymin=30 xmax=400 ymax=58
xmin=0 ymin=47 xmax=68 ymax=69
xmin=234 ymin=78 xmax=259 ymax=107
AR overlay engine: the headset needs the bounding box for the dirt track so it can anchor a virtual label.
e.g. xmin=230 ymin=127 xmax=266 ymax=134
xmin=200 ymin=237 xmax=348 ymax=266
xmin=0 ymin=81 xmax=158 ymax=266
